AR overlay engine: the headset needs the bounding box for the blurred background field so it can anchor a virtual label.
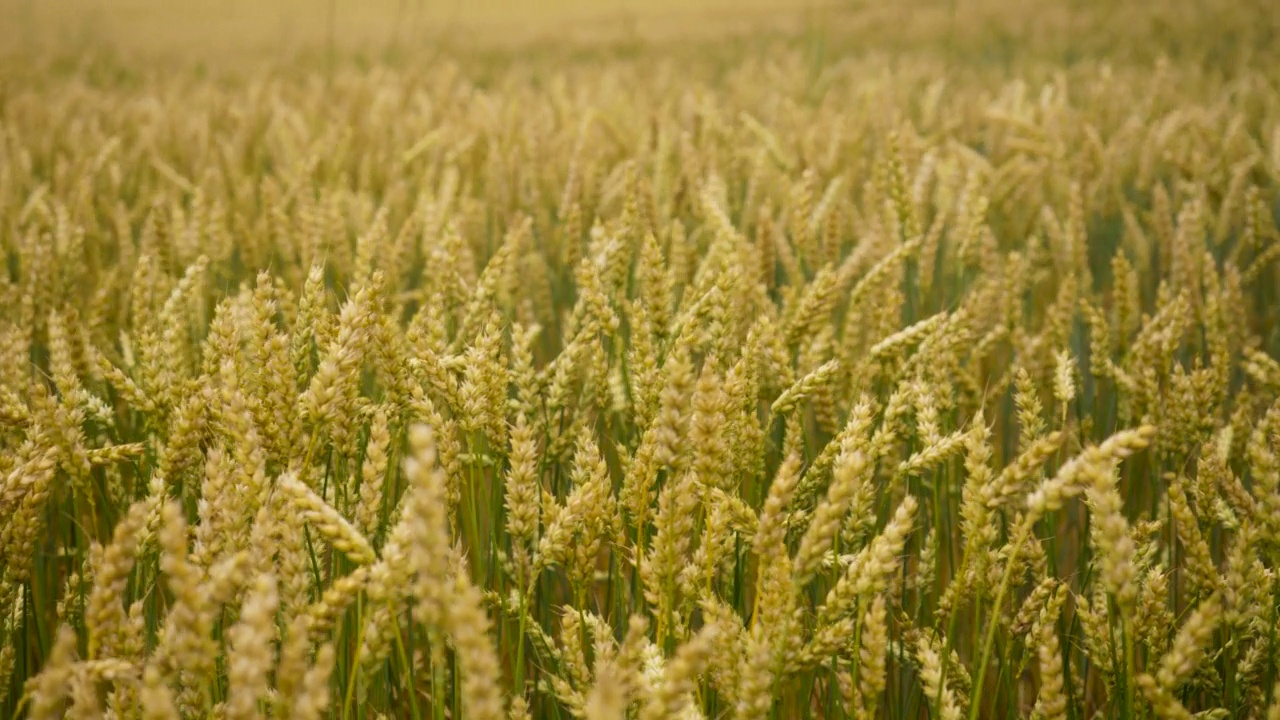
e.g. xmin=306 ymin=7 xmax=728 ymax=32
xmin=0 ymin=0 xmax=1277 ymax=69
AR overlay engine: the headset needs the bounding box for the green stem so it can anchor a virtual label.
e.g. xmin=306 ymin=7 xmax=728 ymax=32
xmin=1123 ymin=616 xmax=1136 ymax=720
xmin=969 ymin=517 xmax=1033 ymax=720
xmin=513 ymin=583 xmax=529 ymax=696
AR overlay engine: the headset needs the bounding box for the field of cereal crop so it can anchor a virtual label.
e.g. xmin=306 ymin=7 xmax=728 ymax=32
xmin=2 ymin=1 xmax=1280 ymax=718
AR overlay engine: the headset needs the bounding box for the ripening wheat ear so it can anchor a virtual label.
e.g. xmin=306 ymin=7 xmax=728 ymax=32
xmin=277 ymin=471 xmax=376 ymax=564
xmin=406 ymin=424 xmax=452 ymax=627
xmin=1137 ymin=595 xmax=1221 ymax=719
xmin=504 ymin=412 xmax=541 ymax=584
xmin=821 ymin=494 xmax=917 ymax=623
xmin=289 ymin=643 xmax=337 ymax=720
xmin=639 ymin=623 xmax=721 ymax=720
xmin=86 ymin=496 xmax=154 ymax=659
xmin=355 ymin=406 xmax=391 ymax=540
xmin=224 ymin=572 xmax=279 ymax=720
xmin=140 ymin=664 xmax=181 ymax=720
xmin=1032 ymin=584 xmax=1069 ymax=720
xmin=154 ymin=500 xmax=215 ymax=707
xmin=916 ymin=632 xmax=963 ymax=720
xmin=27 ymin=625 xmax=78 ymax=720
xmin=405 ymin=424 xmax=505 ymax=720
xmin=795 ymin=448 xmax=867 ymax=583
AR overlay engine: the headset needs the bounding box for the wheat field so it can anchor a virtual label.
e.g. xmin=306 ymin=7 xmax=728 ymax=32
xmin=1 ymin=1 xmax=1280 ymax=718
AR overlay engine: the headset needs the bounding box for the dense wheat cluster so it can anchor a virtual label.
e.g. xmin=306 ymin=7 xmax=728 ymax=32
xmin=2 ymin=5 xmax=1280 ymax=718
